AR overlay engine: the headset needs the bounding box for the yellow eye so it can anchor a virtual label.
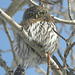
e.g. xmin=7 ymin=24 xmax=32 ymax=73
xmin=40 ymin=12 xmax=44 ymax=16
xmin=29 ymin=13 xmax=33 ymax=16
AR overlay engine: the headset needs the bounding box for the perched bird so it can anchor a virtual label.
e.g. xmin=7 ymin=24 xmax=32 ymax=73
xmin=14 ymin=5 xmax=58 ymax=69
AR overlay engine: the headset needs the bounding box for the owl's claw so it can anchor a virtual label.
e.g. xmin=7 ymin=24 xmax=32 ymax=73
xmin=14 ymin=64 xmax=25 ymax=75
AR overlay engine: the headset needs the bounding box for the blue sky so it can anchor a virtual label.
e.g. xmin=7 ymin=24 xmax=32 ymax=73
xmin=0 ymin=0 xmax=74 ymax=75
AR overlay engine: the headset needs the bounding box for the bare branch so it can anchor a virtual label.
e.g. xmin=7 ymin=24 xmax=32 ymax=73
xmin=0 ymin=54 xmax=26 ymax=75
xmin=64 ymin=42 xmax=75 ymax=58
xmin=50 ymin=57 xmax=62 ymax=75
xmin=47 ymin=51 xmax=50 ymax=75
xmin=51 ymin=15 xmax=75 ymax=25
xmin=0 ymin=49 xmax=11 ymax=53
xmin=35 ymin=65 xmax=46 ymax=75
xmin=0 ymin=54 xmax=11 ymax=75
xmin=0 ymin=27 xmax=12 ymax=30
xmin=68 ymin=0 xmax=73 ymax=20
xmin=63 ymin=42 xmax=75 ymax=75
xmin=29 ymin=0 xmax=39 ymax=6
xmin=2 ymin=22 xmax=18 ymax=65
xmin=38 ymin=0 xmax=54 ymax=5
xmin=52 ymin=28 xmax=67 ymax=41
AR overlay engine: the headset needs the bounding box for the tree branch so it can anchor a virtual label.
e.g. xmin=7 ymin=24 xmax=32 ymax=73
xmin=51 ymin=15 xmax=75 ymax=25
xmin=67 ymin=0 xmax=73 ymax=20
xmin=0 ymin=54 xmax=26 ymax=75
xmin=3 ymin=22 xmax=18 ymax=65
xmin=0 ymin=54 xmax=12 ymax=75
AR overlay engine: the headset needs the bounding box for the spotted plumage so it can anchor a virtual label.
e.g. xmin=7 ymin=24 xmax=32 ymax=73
xmin=14 ymin=5 xmax=58 ymax=69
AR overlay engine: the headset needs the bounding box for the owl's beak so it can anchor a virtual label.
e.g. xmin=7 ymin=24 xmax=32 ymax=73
xmin=35 ymin=14 xmax=38 ymax=19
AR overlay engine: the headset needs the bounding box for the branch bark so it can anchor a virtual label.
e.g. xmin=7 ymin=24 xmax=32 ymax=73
xmin=51 ymin=15 xmax=75 ymax=25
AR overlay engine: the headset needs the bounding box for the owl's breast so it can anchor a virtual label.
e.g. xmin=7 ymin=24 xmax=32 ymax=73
xmin=27 ymin=21 xmax=51 ymax=41
xmin=26 ymin=21 xmax=58 ymax=54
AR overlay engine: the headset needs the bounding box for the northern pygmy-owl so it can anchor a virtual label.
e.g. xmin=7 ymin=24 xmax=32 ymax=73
xmin=14 ymin=5 xmax=58 ymax=69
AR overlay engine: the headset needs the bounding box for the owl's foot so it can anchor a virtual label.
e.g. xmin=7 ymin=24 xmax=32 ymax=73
xmin=14 ymin=64 xmax=26 ymax=75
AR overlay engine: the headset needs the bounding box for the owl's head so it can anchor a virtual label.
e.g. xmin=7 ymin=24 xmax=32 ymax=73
xmin=23 ymin=6 xmax=51 ymax=20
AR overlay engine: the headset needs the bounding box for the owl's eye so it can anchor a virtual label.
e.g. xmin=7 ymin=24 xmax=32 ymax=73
xmin=40 ymin=12 xmax=44 ymax=16
xmin=29 ymin=12 xmax=33 ymax=16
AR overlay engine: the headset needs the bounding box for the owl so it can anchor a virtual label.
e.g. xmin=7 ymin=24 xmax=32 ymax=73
xmin=14 ymin=5 xmax=58 ymax=69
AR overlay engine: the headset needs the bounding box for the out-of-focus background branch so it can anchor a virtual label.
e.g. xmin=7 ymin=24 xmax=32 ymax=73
xmin=0 ymin=0 xmax=75 ymax=75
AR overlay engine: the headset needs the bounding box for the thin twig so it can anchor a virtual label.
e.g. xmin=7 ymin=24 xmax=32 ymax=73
xmin=67 ymin=30 xmax=75 ymax=43
xmin=64 ymin=42 xmax=75 ymax=58
xmin=0 ymin=54 xmax=26 ymax=75
xmin=63 ymin=42 xmax=75 ymax=75
xmin=52 ymin=66 xmax=75 ymax=71
xmin=47 ymin=51 xmax=50 ymax=75
xmin=0 ymin=54 xmax=10 ymax=75
xmin=35 ymin=65 xmax=46 ymax=75
xmin=57 ymin=49 xmax=75 ymax=74
xmin=70 ymin=36 xmax=75 ymax=66
xmin=52 ymin=55 xmax=63 ymax=69
xmin=3 ymin=22 xmax=18 ymax=65
xmin=0 ymin=27 xmax=12 ymax=30
xmin=68 ymin=0 xmax=73 ymax=20
xmin=38 ymin=0 xmax=54 ymax=5
xmin=57 ymin=50 xmax=63 ymax=61
xmin=52 ymin=28 xmax=67 ymax=41
xmin=0 ymin=49 xmax=11 ymax=53
xmin=53 ymin=28 xmax=75 ymax=46
xmin=63 ymin=57 xmax=67 ymax=75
